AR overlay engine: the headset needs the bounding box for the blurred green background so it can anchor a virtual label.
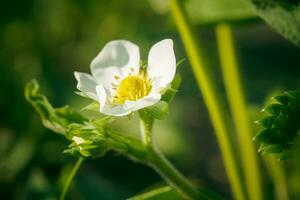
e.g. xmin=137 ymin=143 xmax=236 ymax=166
xmin=0 ymin=0 xmax=300 ymax=199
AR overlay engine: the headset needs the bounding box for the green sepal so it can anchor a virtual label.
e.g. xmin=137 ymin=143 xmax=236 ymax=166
xmin=75 ymin=91 xmax=90 ymax=98
xmin=176 ymin=58 xmax=185 ymax=68
xmin=161 ymin=74 xmax=181 ymax=103
xmin=141 ymin=101 xmax=169 ymax=120
xmin=64 ymin=121 xmax=110 ymax=158
xmin=82 ymin=101 xmax=100 ymax=111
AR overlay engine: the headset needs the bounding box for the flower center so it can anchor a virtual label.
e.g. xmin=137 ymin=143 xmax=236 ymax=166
xmin=113 ymin=73 xmax=152 ymax=104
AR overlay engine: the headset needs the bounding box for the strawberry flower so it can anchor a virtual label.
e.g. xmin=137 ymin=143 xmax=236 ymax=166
xmin=75 ymin=39 xmax=176 ymax=116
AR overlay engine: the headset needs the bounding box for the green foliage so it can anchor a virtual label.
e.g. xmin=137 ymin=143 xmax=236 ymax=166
xmin=25 ymin=80 xmax=147 ymax=160
xmin=254 ymin=91 xmax=300 ymax=159
xmin=185 ymin=0 xmax=256 ymax=24
xmin=25 ymin=80 xmax=86 ymax=134
xmin=128 ymin=185 xmax=181 ymax=200
xmin=250 ymin=0 xmax=300 ymax=45
xmin=149 ymin=0 xmax=256 ymax=24
xmin=128 ymin=184 xmax=224 ymax=200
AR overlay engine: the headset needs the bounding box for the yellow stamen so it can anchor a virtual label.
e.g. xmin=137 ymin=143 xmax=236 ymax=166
xmin=113 ymin=72 xmax=152 ymax=104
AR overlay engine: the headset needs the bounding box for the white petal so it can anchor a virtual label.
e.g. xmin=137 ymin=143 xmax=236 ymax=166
xmin=74 ymin=71 xmax=98 ymax=101
xmin=148 ymin=39 xmax=176 ymax=88
xmin=96 ymin=85 xmax=107 ymax=110
xmin=100 ymin=104 xmax=131 ymax=116
xmin=72 ymin=136 xmax=85 ymax=145
xmin=91 ymin=40 xmax=140 ymax=89
xmin=124 ymin=93 xmax=161 ymax=112
xmin=99 ymin=92 xmax=160 ymax=116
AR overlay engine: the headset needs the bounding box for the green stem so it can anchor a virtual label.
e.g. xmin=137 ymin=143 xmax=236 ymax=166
xmin=148 ymin=147 xmax=209 ymax=200
xmin=139 ymin=117 xmax=208 ymax=200
xmin=169 ymin=1 xmax=246 ymax=200
xmin=140 ymin=117 xmax=153 ymax=147
xmin=215 ymin=23 xmax=263 ymax=200
xmin=59 ymin=157 xmax=84 ymax=200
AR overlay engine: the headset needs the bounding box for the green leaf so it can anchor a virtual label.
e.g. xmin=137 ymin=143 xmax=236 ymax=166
xmin=254 ymin=129 xmax=274 ymax=142
xmin=254 ymin=91 xmax=300 ymax=159
xmin=25 ymin=80 xmax=86 ymax=134
xmin=142 ymin=101 xmax=169 ymax=120
xmin=274 ymin=94 xmax=291 ymax=104
xmin=249 ymin=0 xmax=300 ymax=45
xmin=263 ymin=103 xmax=283 ymax=115
xmin=259 ymin=144 xmax=286 ymax=153
xmin=255 ymin=115 xmax=275 ymax=128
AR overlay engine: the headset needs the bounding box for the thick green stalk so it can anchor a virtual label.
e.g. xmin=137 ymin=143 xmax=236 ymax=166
xmin=215 ymin=23 xmax=263 ymax=200
xmin=139 ymin=117 xmax=208 ymax=200
xmin=148 ymin=148 xmax=208 ymax=200
xmin=59 ymin=157 xmax=84 ymax=200
xmin=169 ymin=1 xmax=246 ymax=200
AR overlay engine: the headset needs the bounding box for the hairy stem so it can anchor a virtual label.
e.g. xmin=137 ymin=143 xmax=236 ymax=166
xmin=148 ymin=147 xmax=209 ymax=200
xmin=140 ymin=117 xmax=153 ymax=147
xmin=169 ymin=0 xmax=246 ymax=200
xmin=216 ymin=23 xmax=263 ymax=200
xmin=139 ymin=117 xmax=209 ymax=199
xmin=59 ymin=157 xmax=84 ymax=200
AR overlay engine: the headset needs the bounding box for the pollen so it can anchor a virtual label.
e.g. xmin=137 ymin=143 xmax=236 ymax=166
xmin=113 ymin=72 xmax=152 ymax=104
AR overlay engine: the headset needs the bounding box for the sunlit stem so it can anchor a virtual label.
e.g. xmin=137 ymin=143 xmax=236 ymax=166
xmin=216 ymin=23 xmax=263 ymax=200
xmin=148 ymin=147 xmax=209 ymax=200
xmin=59 ymin=157 xmax=84 ymax=200
xmin=139 ymin=114 xmax=208 ymax=199
xmin=169 ymin=0 xmax=246 ymax=200
xmin=140 ymin=116 xmax=153 ymax=146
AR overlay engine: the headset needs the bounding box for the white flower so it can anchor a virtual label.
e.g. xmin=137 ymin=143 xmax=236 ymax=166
xmin=74 ymin=39 xmax=176 ymax=116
